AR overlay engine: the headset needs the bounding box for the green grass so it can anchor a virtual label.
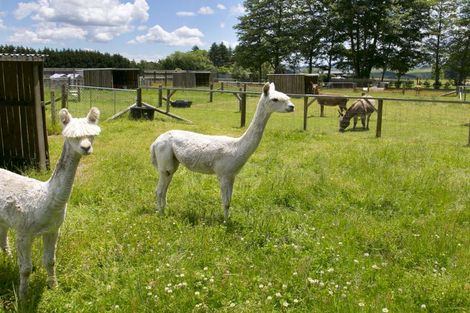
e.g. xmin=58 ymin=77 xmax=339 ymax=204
xmin=1 ymin=88 xmax=470 ymax=312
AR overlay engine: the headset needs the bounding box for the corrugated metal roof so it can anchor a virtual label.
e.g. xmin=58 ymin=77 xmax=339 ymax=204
xmin=0 ymin=53 xmax=47 ymax=62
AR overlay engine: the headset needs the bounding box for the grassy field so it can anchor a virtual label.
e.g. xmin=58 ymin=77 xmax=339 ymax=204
xmin=1 ymin=87 xmax=469 ymax=312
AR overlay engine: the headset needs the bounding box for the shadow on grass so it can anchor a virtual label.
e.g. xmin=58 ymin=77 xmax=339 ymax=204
xmin=341 ymin=128 xmax=371 ymax=132
xmin=0 ymin=257 xmax=46 ymax=313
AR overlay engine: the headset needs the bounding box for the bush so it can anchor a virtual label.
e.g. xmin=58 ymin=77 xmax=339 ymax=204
xmin=444 ymin=81 xmax=451 ymax=89
xmin=394 ymin=81 xmax=402 ymax=88
xmin=433 ymin=81 xmax=442 ymax=89
xmin=423 ymin=80 xmax=430 ymax=88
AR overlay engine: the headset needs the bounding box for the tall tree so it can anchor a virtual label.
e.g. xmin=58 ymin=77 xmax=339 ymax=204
xmin=445 ymin=0 xmax=470 ymax=85
xmin=425 ymin=0 xmax=456 ymax=88
xmin=235 ymin=0 xmax=296 ymax=74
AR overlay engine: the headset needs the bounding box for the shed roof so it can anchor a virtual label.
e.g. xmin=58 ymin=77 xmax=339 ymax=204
xmin=0 ymin=53 xmax=47 ymax=62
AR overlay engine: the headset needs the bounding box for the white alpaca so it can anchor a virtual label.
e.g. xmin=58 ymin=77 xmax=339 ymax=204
xmin=0 ymin=107 xmax=101 ymax=298
xmin=150 ymin=83 xmax=294 ymax=220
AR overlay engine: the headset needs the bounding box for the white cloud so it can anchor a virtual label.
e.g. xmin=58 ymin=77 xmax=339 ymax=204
xmin=220 ymin=22 xmax=225 ymax=29
xmin=217 ymin=4 xmax=226 ymax=10
xmin=198 ymin=6 xmax=214 ymax=15
xmin=9 ymin=23 xmax=87 ymax=43
xmin=130 ymin=25 xmax=204 ymax=47
xmin=0 ymin=12 xmax=6 ymax=30
xmin=11 ymin=0 xmax=149 ymax=43
xmin=230 ymin=4 xmax=246 ymax=16
xmin=176 ymin=11 xmax=196 ymax=17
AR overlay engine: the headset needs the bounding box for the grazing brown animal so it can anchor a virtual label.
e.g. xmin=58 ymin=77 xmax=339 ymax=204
xmin=339 ymin=96 xmax=376 ymax=132
xmin=312 ymin=84 xmax=348 ymax=117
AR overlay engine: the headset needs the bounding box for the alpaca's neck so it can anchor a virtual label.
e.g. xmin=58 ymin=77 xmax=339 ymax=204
xmin=46 ymin=141 xmax=81 ymax=206
xmin=237 ymin=97 xmax=270 ymax=157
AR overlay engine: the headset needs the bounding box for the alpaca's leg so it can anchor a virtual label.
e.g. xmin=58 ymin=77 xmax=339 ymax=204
xmin=366 ymin=114 xmax=371 ymax=129
xmin=320 ymin=104 xmax=325 ymax=117
xmin=43 ymin=231 xmax=59 ymax=289
xmin=218 ymin=176 xmax=235 ymax=221
xmin=353 ymin=116 xmax=358 ymax=129
xmin=16 ymin=234 xmax=33 ymax=298
xmin=0 ymin=226 xmax=11 ymax=256
xmin=154 ymin=145 xmax=179 ymax=214
xmin=156 ymin=171 xmax=175 ymax=214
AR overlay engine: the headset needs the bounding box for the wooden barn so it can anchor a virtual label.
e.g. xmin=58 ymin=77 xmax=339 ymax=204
xmin=173 ymin=71 xmax=213 ymax=88
xmin=83 ymin=68 xmax=139 ymax=89
xmin=268 ymin=74 xmax=319 ymax=94
xmin=0 ymin=54 xmax=49 ymax=171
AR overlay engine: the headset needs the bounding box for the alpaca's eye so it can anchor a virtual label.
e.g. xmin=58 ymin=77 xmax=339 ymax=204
xmin=272 ymin=98 xmax=279 ymax=102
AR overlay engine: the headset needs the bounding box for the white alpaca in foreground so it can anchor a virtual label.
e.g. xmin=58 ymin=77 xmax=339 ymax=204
xmin=150 ymin=83 xmax=294 ymax=220
xmin=0 ymin=107 xmax=101 ymax=298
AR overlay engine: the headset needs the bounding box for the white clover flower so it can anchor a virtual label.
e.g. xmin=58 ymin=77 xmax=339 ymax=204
xmin=382 ymin=308 xmax=389 ymax=313
xmin=372 ymin=264 xmax=380 ymax=270
xmin=267 ymin=296 xmax=272 ymax=300
xmin=358 ymin=302 xmax=365 ymax=307
xmin=364 ymin=252 xmax=370 ymax=257
xmin=195 ymin=291 xmax=200 ymax=296
xmin=327 ymin=267 xmax=334 ymax=273
xmin=283 ymin=301 xmax=289 ymax=307
xmin=259 ymin=284 xmax=264 ymax=289
xmin=275 ymin=292 xmax=282 ymax=297
xmin=420 ymin=304 xmax=426 ymax=309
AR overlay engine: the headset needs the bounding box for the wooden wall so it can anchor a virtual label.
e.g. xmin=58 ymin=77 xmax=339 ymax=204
xmin=0 ymin=55 xmax=49 ymax=171
xmin=173 ymin=72 xmax=212 ymax=88
xmin=268 ymin=74 xmax=319 ymax=94
xmin=83 ymin=69 xmax=139 ymax=89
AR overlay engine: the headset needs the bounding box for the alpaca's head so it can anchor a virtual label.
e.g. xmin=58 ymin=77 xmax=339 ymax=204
xmin=60 ymin=107 xmax=101 ymax=155
xmin=262 ymin=82 xmax=295 ymax=113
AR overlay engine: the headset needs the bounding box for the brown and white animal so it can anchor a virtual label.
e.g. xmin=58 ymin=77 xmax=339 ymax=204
xmin=150 ymin=83 xmax=294 ymax=221
xmin=339 ymin=96 xmax=376 ymax=132
xmin=0 ymin=108 xmax=100 ymax=299
xmin=312 ymin=84 xmax=348 ymax=117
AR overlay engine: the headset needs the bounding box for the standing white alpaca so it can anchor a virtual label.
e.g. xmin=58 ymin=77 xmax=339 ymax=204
xmin=0 ymin=107 xmax=101 ymax=298
xmin=150 ymin=83 xmax=294 ymax=220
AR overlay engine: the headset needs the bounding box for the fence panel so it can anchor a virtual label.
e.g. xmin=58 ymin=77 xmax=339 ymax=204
xmin=67 ymin=85 xmax=136 ymax=120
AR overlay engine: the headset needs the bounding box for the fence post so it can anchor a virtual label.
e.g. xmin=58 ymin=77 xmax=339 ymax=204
xmin=158 ymin=85 xmax=163 ymax=107
xmin=166 ymin=89 xmax=171 ymax=113
xmin=77 ymin=86 xmax=81 ymax=102
xmin=467 ymin=119 xmax=470 ymax=147
xmin=61 ymin=84 xmax=67 ymax=109
xmin=50 ymin=91 xmax=56 ymax=126
xmin=240 ymin=90 xmax=247 ymax=128
xmin=221 ymin=82 xmax=224 ymax=91
xmin=376 ymin=99 xmax=383 ymax=138
xmin=303 ymin=96 xmax=308 ymax=130
xmin=113 ymin=89 xmax=117 ymax=114
xmin=136 ymin=88 xmax=142 ymax=107
xmin=209 ymin=83 xmax=214 ymax=102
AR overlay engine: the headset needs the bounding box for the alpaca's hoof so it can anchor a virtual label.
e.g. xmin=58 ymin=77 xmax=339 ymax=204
xmin=47 ymin=277 xmax=58 ymax=289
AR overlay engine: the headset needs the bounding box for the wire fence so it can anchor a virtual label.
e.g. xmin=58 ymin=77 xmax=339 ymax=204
xmin=49 ymin=83 xmax=470 ymax=146
xmin=67 ymin=85 xmax=136 ymax=120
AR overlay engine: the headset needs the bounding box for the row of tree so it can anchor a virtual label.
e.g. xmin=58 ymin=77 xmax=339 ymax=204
xmin=234 ymin=0 xmax=470 ymax=86
xmin=0 ymin=45 xmax=136 ymax=68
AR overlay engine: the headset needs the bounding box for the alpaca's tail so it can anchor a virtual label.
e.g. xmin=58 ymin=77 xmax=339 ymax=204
xmin=150 ymin=142 xmax=159 ymax=169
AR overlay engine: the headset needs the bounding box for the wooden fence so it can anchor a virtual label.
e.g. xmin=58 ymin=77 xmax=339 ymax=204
xmin=0 ymin=54 xmax=49 ymax=171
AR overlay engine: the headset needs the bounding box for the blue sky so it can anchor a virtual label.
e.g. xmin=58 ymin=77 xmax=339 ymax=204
xmin=0 ymin=0 xmax=245 ymax=61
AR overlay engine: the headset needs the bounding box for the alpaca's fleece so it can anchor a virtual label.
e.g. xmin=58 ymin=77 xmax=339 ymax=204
xmin=0 ymin=107 xmax=100 ymax=299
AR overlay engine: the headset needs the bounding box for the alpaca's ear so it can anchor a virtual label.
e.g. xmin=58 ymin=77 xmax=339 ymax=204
xmin=87 ymin=107 xmax=100 ymax=124
xmin=59 ymin=108 xmax=72 ymax=127
xmin=263 ymin=82 xmax=270 ymax=96
xmin=270 ymin=82 xmax=275 ymax=91
xmin=338 ymin=109 xmax=344 ymax=117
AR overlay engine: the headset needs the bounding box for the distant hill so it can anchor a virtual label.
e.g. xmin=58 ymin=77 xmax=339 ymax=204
xmin=370 ymin=67 xmax=433 ymax=80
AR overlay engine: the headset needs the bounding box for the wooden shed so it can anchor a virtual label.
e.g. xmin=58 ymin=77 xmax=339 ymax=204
xmin=0 ymin=54 xmax=49 ymax=171
xmin=268 ymin=74 xmax=319 ymax=94
xmin=173 ymin=71 xmax=213 ymax=88
xmin=83 ymin=68 xmax=139 ymax=89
